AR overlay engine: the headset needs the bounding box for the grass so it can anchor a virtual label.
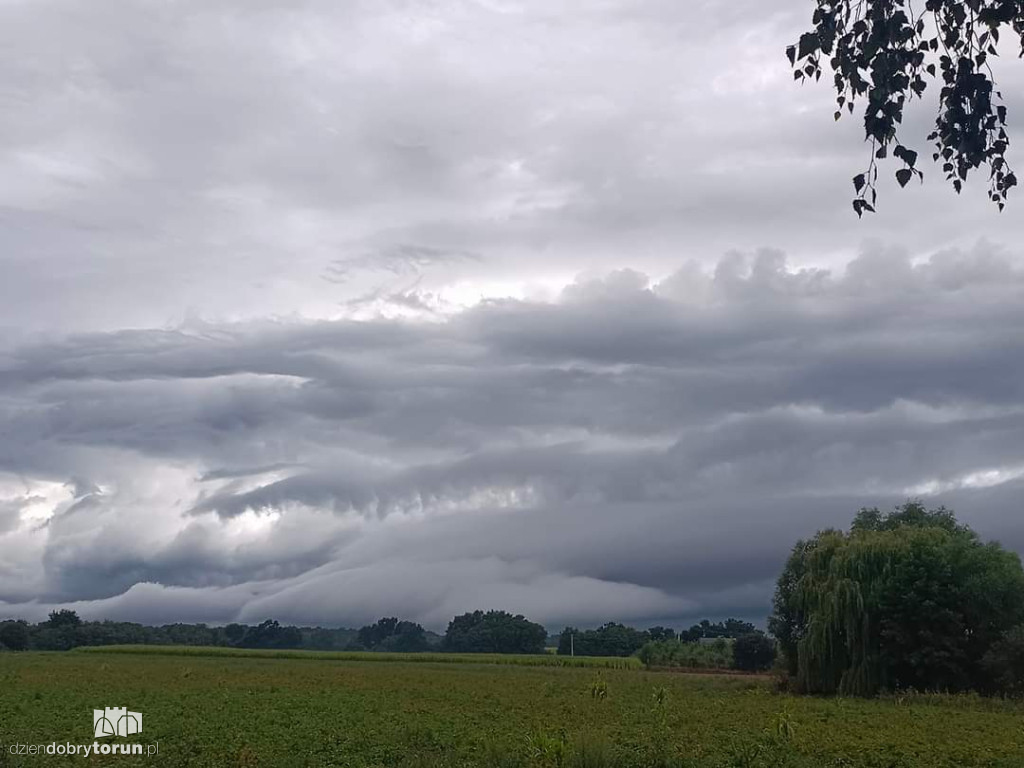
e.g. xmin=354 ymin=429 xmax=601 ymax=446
xmin=0 ymin=650 xmax=1021 ymax=767
xmin=71 ymin=644 xmax=642 ymax=669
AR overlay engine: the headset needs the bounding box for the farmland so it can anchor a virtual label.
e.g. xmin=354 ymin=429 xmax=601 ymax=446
xmin=1 ymin=650 xmax=1022 ymax=767
xmin=71 ymin=644 xmax=641 ymax=669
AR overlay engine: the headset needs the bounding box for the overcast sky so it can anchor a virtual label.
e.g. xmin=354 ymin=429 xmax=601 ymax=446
xmin=2 ymin=0 xmax=1024 ymax=632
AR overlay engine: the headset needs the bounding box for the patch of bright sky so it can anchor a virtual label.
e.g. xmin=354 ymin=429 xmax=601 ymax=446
xmin=0 ymin=476 xmax=74 ymax=527
xmin=906 ymin=464 xmax=1024 ymax=497
xmin=439 ymin=274 xmax=574 ymax=308
xmin=222 ymin=508 xmax=283 ymax=539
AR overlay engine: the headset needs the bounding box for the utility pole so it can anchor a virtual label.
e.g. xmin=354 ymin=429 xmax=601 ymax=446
xmin=571 ymin=632 xmax=574 ymax=657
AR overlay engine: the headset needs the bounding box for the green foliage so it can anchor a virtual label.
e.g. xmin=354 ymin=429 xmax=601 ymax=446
xmin=850 ymin=503 xmax=966 ymax=534
xmin=46 ymin=609 xmax=81 ymax=628
xmin=557 ymin=623 xmax=650 ymax=657
xmin=557 ymin=622 xmax=745 ymax=658
xmin=679 ymin=619 xmax=758 ymax=642
xmin=443 ymin=610 xmax=547 ymax=654
xmin=771 ymin=501 xmax=1024 ymax=695
xmin=637 ymin=638 xmax=734 ymax=670
xmin=2 ymin=652 xmax=1023 ymax=766
xmin=769 ymin=539 xmax=814 ymax=679
xmin=647 ymin=626 xmax=676 ymax=642
xmin=353 ymin=617 xmax=430 ymax=652
xmin=981 ymin=624 xmax=1024 ymax=696
xmin=789 ymin=0 xmax=1022 ymax=213
xmin=733 ymin=633 xmax=776 ymax=673
xmin=568 ymin=733 xmax=614 ymax=768
xmin=526 ymin=731 xmax=571 ymax=767
xmin=0 ymin=619 xmax=30 ymax=651
xmin=28 ymin=609 xmax=83 ymax=651
xmin=223 ymin=623 xmax=247 ymax=644
xmin=0 ymin=614 xmax=367 ymax=652
xmin=480 ymin=740 xmax=528 ymax=768
xmin=239 ymin=619 xmax=303 ymax=649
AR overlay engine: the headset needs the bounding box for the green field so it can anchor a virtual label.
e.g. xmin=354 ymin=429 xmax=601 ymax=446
xmin=1 ymin=650 xmax=1022 ymax=768
xmin=71 ymin=645 xmax=641 ymax=669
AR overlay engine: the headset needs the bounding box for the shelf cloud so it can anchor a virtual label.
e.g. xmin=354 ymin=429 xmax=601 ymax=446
xmin=2 ymin=0 xmax=1023 ymax=629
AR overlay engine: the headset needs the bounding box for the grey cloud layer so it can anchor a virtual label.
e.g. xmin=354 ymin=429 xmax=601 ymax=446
xmin=3 ymin=0 xmax=1024 ymax=335
xmin=3 ymin=0 xmax=1024 ymax=629
xmin=2 ymin=248 xmax=1024 ymax=628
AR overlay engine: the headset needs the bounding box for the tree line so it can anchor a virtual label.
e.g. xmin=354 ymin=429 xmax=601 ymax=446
xmin=555 ymin=620 xmax=777 ymax=673
xmin=555 ymin=619 xmax=765 ymax=656
xmin=0 ymin=612 xmax=364 ymax=653
xmin=0 ymin=609 xmax=547 ymax=655
xmin=0 ymin=605 xmax=771 ymax=663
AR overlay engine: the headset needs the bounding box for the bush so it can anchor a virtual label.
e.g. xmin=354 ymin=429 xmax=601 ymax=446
xmin=733 ymin=633 xmax=776 ymax=672
xmin=982 ymin=625 xmax=1024 ymax=696
xmin=637 ymin=639 xmax=733 ymax=670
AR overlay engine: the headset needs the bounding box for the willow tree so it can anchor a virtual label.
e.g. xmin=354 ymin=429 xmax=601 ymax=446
xmin=770 ymin=502 xmax=1024 ymax=695
xmin=789 ymin=0 xmax=1024 ymax=214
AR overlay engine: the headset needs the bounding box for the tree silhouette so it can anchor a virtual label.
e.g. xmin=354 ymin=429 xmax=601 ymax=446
xmin=789 ymin=0 xmax=1022 ymax=214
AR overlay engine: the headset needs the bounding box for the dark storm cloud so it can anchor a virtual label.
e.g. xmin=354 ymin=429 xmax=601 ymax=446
xmin=2 ymin=247 xmax=1024 ymax=627
xmin=3 ymin=0 xmax=1024 ymax=629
